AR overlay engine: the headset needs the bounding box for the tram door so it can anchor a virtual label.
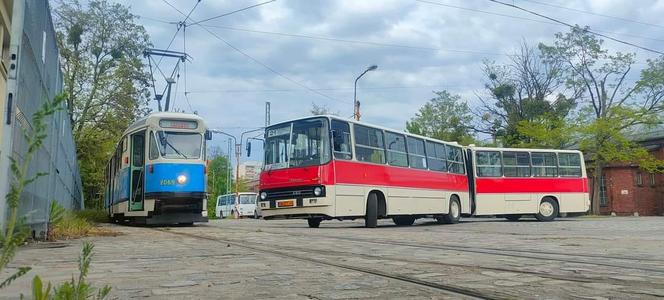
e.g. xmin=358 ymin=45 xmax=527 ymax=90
xmin=129 ymin=131 xmax=145 ymax=211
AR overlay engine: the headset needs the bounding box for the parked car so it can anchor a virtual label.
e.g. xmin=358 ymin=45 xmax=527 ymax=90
xmin=215 ymin=192 xmax=259 ymax=218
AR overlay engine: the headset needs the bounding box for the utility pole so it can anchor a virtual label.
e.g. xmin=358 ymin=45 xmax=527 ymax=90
xmin=265 ymin=101 xmax=271 ymax=127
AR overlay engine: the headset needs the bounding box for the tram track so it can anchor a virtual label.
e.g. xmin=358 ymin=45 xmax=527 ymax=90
xmin=153 ymin=228 xmax=508 ymax=300
xmin=215 ymin=225 xmax=664 ymax=275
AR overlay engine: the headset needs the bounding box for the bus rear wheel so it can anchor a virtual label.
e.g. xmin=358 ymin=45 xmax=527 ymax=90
xmin=307 ymin=218 xmax=322 ymax=228
xmin=535 ymin=198 xmax=559 ymax=222
xmin=392 ymin=216 xmax=415 ymax=226
xmin=365 ymin=193 xmax=378 ymax=228
xmin=505 ymin=214 xmax=522 ymax=221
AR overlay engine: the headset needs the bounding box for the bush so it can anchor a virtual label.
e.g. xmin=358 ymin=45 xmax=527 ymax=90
xmin=75 ymin=209 xmax=109 ymax=224
xmin=48 ymin=205 xmax=117 ymax=241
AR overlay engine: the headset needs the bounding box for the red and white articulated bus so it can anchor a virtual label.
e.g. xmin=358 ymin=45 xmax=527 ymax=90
xmin=258 ymin=116 xmax=589 ymax=228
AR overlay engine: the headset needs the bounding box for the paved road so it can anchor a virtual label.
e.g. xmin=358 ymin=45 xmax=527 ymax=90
xmin=3 ymin=217 xmax=664 ymax=299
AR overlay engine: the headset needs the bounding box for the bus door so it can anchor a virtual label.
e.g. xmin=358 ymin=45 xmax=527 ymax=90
xmin=465 ymin=148 xmax=476 ymax=215
xmin=129 ymin=131 xmax=146 ymax=211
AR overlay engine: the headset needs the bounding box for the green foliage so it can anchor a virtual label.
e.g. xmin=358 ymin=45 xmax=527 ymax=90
xmin=310 ymin=103 xmax=339 ymax=116
xmin=477 ymin=43 xmax=575 ymax=146
xmin=1 ymin=95 xmax=64 ymax=289
xmin=30 ymin=242 xmax=111 ymax=300
xmin=75 ymin=209 xmax=109 ymax=224
xmin=54 ymin=0 xmax=151 ymax=208
xmin=49 ymin=201 xmax=66 ymax=226
xmin=207 ymin=147 xmax=231 ymax=218
xmin=406 ymin=90 xmax=476 ymax=145
xmin=538 ymin=26 xmax=664 ymax=213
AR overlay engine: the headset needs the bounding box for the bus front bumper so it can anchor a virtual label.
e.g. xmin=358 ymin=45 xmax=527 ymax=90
xmin=258 ymin=194 xmax=335 ymax=220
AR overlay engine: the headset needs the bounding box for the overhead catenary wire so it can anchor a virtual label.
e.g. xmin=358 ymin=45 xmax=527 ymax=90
xmin=161 ymin=0 xmax=347 ymax=105
xmin=188 ymin=0 xmax=277 ymax=26
xmin=486 ymin=0 xmax=664 ymax=56
xmin=414 ymin=0 xmax=664 ymax=44
xmin=518 ymin=0 xmax=664 ymax=29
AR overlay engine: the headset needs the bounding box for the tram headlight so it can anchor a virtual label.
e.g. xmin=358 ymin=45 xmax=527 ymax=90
xmin=177 ymin=175 xmax=187 ymax=184
xmin=313 ymin=186 xmax=323 ymax=196
xmin=260 ymin=192 xmax=267 ymax=200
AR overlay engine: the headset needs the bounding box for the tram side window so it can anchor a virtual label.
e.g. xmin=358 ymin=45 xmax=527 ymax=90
xmin=532 ymin=152 xmax=558 ymax=177
xmin=354 ymin=125 xmax=385 ymax=164
xmin=406 ymin=136 xmax=427 ymax=169
xmin=425 ymin=141 xmax=447 ymax=172
xmin=558 ymin=153 xmax=582 ymax=177
xmin=331 ymin=120 xmax=352 ymax=160
xmin=503 ymin=151 xmax=531 ymax=177
xmin=385 ymin=132 xmax=408 ymax=167
xmin=476 ymin=151 xmax=502 ymax=177
xmin=447 ymin=146 xmax=465 ymax=174
xmin=149 ymin=132 xmax=160 ymax=160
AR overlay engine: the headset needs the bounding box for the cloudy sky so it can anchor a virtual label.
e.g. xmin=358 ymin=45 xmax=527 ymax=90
xmin=117 ymin=0 xmax=664 ymax=162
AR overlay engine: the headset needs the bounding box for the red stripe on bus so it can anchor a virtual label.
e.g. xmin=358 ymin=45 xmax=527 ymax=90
xmin=332 ymin=160 xmax=469 ymax=192
xmin=260 ymin=160 xmax=469 ymax=192
xmin=475 ymin=177 xmax=589 ymax=193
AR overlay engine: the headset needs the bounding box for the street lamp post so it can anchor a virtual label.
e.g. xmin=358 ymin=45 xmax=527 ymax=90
xmin=209 ymin=128 xmax=264 ymax=218
xmin=353 ymin=65 xmax=378 ymax=121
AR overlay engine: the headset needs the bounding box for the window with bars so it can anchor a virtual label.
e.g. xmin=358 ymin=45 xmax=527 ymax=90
xmin=599 ymin=175 xmax=608 ymax=206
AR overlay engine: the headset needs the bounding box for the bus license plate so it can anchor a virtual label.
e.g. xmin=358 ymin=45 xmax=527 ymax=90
xmin=277 ymin=200 xmax=294 ymax=207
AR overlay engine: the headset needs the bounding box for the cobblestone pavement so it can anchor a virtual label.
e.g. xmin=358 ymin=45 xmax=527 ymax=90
xmin=2 ymin=216 xmax=664 ymax=299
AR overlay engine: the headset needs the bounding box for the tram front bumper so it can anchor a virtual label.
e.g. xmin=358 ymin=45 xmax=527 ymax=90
xmin=145 ymin=212 xmax=208 ymax=225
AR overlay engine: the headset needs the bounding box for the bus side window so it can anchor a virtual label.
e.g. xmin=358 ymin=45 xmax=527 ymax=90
xmin=447 ymin=146 xmax=465 ymax=174
xmin=331 ymin=120 xmax=352 ymax=160
xmin=476 ymin=151 xmax=502 ymax=177
xmin=385 ymin=132 xmax=408 ymax=167
xmin=353 ymin=125 xmax=386 ymax=164
xmin=425 ymin=141 xmax=447 ymax=172
xmin=406 ymin=136 xmax=427 ymax=169
xmin=503 ymin=151 xmax=530 ymax=177
xmin=532 ymin=152 xmax=558 ymax=177
xmin=558 ymin=153 xmax=581 ymax=177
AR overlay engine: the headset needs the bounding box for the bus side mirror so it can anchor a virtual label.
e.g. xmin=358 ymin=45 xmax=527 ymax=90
xmin=205 ymin=130 xmax=213 ymax=141
xmin=246 ymin=142 xmax=252 ymax=157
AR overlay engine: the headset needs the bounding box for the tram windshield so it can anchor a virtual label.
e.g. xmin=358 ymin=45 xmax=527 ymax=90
xmin=264 ymin=118 xmax=330 ymax=170
xmin=157 ymin=131 xmax=202 ymax=159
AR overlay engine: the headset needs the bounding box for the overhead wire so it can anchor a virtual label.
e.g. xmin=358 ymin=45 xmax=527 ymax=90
xmin=486 ymin=0 xmax=664 ymax=56
xmin=414 ymin=0 xmax=664 ymax=44
xmin=188 ymin=0 xmax=277 ymax=26
xmin=518 ymin=0 xmax=664 ymax=29
xmin=201 ymin=24 xmax=508 ymax=56
xmin=161 ymin=0 xmax=347 ymax=104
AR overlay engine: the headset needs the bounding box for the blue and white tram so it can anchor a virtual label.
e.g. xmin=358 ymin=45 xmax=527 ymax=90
xmin=104 ymin=112 xmax=212 ymax=225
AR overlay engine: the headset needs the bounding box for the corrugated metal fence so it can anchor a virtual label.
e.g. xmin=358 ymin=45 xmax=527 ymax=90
xmin=8 ymin=0 xmax=83 ymax=236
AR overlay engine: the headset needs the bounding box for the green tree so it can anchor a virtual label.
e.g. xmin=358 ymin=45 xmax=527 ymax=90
xmin=207 ymin=147 xmax=231 ymax=218
xmin=476 ymin=43 xmax=576 ymax=146
xmin=54 ymin=0 xmax=151 ymax=208
xmin=310 ymin=103 xmax=339 ymax=116
xmin=406 ymin=90 xmax=476 ymax=145
xmin=539 ymin=26 xmax=664 ymax=214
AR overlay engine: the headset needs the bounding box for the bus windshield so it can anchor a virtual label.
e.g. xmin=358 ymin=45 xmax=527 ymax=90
xmin=264 ymin=118 xmax=330 ymax=170
xmin=157 ymin=131 xmax=202 ymax=159
xmin=239 ymin=195 xmax=256 ymax=204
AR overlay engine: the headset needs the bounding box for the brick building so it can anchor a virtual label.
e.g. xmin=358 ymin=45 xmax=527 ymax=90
xmin=598 ymin=129 xmax=664 ymax=216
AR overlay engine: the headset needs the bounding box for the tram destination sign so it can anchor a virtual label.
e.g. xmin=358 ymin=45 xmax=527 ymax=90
xmin=159 ymin=119 xmax=198 ymax=129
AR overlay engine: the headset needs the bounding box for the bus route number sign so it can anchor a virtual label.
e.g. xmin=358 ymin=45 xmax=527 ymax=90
xmin=160 ymin=119 xmax=198 ymax=129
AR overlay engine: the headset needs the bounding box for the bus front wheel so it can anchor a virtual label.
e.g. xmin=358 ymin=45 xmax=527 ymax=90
xmin=365 ymin=193 xmax=378 ymax=228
